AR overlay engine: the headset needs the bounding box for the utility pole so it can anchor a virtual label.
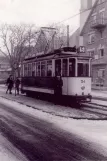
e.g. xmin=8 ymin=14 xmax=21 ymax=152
xmin=67 ymin=25 xmax=69 ymax=47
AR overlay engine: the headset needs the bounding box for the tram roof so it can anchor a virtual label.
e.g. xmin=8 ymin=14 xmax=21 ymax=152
xmin=24 ymin=47 xmax=91 ymax=62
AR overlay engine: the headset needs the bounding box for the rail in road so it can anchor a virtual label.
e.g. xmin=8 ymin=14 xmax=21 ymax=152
xmin=0 ymin=92 xmax=107 ymax=121
xmin=81 ymin=102 xmax=107 ymax=120
xmin=0 ymin=85 xmax=107 ymax=120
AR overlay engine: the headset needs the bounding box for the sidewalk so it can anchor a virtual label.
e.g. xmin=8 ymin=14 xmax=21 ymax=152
xmin=92 ymin=90 xmax=107 ymax=101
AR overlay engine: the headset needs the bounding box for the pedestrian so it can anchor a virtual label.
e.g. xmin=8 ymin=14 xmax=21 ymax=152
xmin=6 ymin=75 xmax=14 ymax=94
xmin=15 ymin=77 xmax=20 ymax=95
xmin=54 ymin=75 xmax=63 ymax=104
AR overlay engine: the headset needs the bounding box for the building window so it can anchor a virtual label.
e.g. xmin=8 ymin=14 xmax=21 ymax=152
xmin=94 ymin=54 xmax=98 ymax=60
xmin=98 ymin=69 xmax=105 ymax=78
xmin=92 ymin=15 xmax=96 ymax=25
xmin=99 ymin=10 xmax=105 ymax=24
xmin=99 ymin=48 xmax=104 ymax=58
xmin=88 ymin=50 xmax=95 ymax=58
xmin=88 ymin=33 xmax=95 ymax=44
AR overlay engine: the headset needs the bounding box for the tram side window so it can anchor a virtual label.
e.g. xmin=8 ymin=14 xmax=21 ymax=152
xmin=24 ymin=64 xmax=28 ymax=77
xmin=36 ymin=62 xmax=40 ymax=76
xmin=62 ymin=59 xmax=68 ymax=77
xmin=20 ymin=64 xmax=23 ymax=77
xmin=78 ymin=63 xmax=89 ymax=77
xmin=32 ymin=62 xmax=35 ymax=77
xmin=28 ymin=64 xmax=29 ymax=76
xmin=28 ymin=63 xmax=32 ymax=76
xmin=41 ymin=61 xmax=46 ymax=77
xmin=47 ymin=60 xmax=52 ymax=77
xmin=69 ymin=58 xmax=75 ymax=77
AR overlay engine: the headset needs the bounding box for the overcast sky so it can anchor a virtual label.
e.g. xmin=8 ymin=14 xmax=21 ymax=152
xmin=0 ymin=0 xmax=80 ymax=30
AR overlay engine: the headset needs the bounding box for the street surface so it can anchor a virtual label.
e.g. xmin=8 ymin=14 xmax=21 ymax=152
xmin=0 ymin=96 xmax=106 ymax=161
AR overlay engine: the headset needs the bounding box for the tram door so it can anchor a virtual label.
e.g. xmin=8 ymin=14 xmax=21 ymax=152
xmin=55 ymin=59 xmax=61 ymax=76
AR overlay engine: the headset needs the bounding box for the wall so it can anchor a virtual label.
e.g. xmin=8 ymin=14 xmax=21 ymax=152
xmin=79 ymin=0 xmax=97 ymax=45
xmin=82 ymin=0 xmax=107 ymax=86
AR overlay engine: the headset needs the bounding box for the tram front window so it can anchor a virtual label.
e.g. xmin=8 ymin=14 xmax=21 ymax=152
xmin=78 ymin=63 xmax=89 ymax=77
xmin=62 ymin=59 xmax=68 ymax=77
xmin=69 ymin=58 xmax=75 ymax=77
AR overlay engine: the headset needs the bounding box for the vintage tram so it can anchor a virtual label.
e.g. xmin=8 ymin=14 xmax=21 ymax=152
xmin=21 ymin=47 xmax=92 ymax=103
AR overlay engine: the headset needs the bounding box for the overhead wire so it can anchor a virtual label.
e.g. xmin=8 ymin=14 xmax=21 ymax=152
xmin=54 ymin=0 xmax=106 ymax=25
xmin=46 ymin=0 xmax=107 ymax=38
xmin=35 ymin=0 xmax=107 ymax=50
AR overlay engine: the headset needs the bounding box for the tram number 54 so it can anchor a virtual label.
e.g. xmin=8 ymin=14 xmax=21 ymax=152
xmin=81 ymin=80 xmax=85 ymax=83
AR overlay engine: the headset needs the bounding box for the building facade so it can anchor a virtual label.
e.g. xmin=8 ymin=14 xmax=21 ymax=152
xmin=80 ymin=0 xmax=97 ymax=45
xmin=81 ymin=0 xmax=107 ymax=86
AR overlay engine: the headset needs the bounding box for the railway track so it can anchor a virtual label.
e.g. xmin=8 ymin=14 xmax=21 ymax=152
xmin=1 ymin=94 xmax=107 ymax=120
xmin=81 ymin=101 xmax=107 ymax=119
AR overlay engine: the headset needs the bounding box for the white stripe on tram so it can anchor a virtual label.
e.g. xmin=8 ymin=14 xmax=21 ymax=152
xmin=23 ymin=86 xmax=54 ymax=94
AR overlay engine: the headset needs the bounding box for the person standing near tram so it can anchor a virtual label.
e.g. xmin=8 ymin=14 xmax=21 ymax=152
xmin=15 ymin=77 xmax=20 ymax=95
xmin=54 ymin=75 xmax=63 ymax=104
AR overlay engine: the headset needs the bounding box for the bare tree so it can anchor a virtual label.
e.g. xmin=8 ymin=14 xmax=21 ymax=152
xmin=0 ymin=23 xmax=38 ymax=77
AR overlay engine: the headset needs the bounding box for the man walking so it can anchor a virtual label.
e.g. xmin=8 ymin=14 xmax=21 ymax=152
xmin=6 ymin=75 xmax=14 ymax=94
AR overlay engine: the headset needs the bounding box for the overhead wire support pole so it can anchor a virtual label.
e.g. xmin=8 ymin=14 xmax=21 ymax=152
xmin=14 ymin=63 xmax=17 ymax=96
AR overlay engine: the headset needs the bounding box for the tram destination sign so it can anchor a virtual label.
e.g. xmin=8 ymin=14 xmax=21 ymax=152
xmin=77 ymin=46 xmax=86 ymax=53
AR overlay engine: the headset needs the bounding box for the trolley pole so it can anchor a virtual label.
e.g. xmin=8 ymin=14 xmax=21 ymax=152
xmin=14 ymin=63 xmax=17 ymax=96
xmin=67 ymin=25 xmax=69 ymax=47
xmin=15 ymin=70 xmax=16 ymax=96
xmin=41 ymin=27 xmax=57 ymax=51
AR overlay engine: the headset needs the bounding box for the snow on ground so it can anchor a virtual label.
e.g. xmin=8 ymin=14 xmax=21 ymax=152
xmin=1 ymin=85 xmax=107 ymax=119
xmin=92 ymin=90 xmax=107 ymax=98
xmin=92 ymin=99 xmax=107 ymax=107
xmin=0 ymin=132 xmax=28 ymax=161
xmin=0 ymin=97 xmax=107 ymax=157
xmin=0 ymin=90 xmax=99 ymax=119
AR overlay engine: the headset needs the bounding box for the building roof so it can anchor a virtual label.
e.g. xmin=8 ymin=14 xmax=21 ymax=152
xmin=80 ymin=0 xmax=98 ymax=36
